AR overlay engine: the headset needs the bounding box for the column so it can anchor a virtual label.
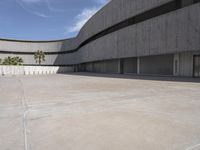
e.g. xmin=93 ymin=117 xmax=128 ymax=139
xmin=137 ymin=57 xmax=140 ymax=75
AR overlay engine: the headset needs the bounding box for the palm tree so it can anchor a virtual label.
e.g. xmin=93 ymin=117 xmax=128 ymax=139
xmin=34 ymin=50 xmax=45 ymax=65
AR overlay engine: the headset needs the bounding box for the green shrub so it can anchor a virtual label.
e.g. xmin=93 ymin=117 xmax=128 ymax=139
xmin=2 ymin=56 xmax=24 ymax=65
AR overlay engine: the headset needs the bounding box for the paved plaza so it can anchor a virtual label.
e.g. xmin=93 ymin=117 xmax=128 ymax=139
xmin=0 ymin=73 xmax=200 ymax=150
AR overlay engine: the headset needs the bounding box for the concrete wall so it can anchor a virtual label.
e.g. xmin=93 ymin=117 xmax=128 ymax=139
xmin=0 ymin=66 xmax=73 ymax=76
xmin=175 ymin=51 xmax=200 ymax=77
xmin=78 ymin=52 xmax=200 ymax=77
xmin=77 ymin=0 xmax=173 ymax=44
xmin=0 ymin=40 xmax=64 ymax=52
xmin=170 ymin=51 xmax=200 ymax=77
xmin=76 ymin=3 xmax=200 ymax=64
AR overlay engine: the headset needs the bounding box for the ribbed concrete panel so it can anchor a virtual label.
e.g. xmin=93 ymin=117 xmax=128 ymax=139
xmin=179 ymin=52 xmax=193 ymax=77
xmin=149 ymin=17 xmax=166 ymax=55
xmin=79 ymin=32 xmax=118 ymax=63
xmin=117 ymin=25 xmax=137 ymax=58
xmin=165 ymin=11 xmax=178 ymax=53
xmin=92 ymin=60 xmax=119 ymax=74
xmin=61 ymin=38 xmax=79 ymax=52
xmin=123 ymin=58 xmax=137 ymax=74
xmin=0 ymin=40 xmax=64 ymax=52
xmin=187 ymin=4 xmax=200 ymax=51
xmin=177 ymin=7 xmax=189 ymax=52
xmin=136 ymin=22 xmax=150 ymax=56
xmin=55 ymin=53 xmax=77 ymax=65
xmin=85 ymin=63 xmax=93 ymax=72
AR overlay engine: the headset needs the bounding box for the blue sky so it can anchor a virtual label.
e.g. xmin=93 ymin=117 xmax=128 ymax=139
xmin=0 ymin=0 xmax=110 ymax=40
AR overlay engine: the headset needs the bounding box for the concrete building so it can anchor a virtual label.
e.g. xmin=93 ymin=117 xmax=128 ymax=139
xmin=0 ymin=0 xmax=200 ymax=77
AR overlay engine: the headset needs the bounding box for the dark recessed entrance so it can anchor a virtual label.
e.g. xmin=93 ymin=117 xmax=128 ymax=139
xmin=193 ymin=55 xmax=200 ymax=77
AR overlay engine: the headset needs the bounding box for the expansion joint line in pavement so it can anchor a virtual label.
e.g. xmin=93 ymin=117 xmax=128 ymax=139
xmin=185 ymin=143 xmax=200 ymax=150
xmin=16 ymin=77 xmax=30 ymax=150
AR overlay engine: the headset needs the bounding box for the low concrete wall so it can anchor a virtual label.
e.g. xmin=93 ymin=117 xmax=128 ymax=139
xmin=0 ymin=66 xmax=74 ymax=76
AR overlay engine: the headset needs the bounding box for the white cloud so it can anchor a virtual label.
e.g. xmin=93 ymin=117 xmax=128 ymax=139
xmin=46 ymin=0 xmax=68 ymax=12
xmin=67 ymin=7 xmax=100 ymax=34
xmin=16 ymin=0 xmax=50 ymax=17
xmin=16 ymin=0 xmax=111 ymax=32
xmin=96 ymin=0 xmax=110 ymax=5
xmin=65 ymin=0 xmax=110 ymax=36
xmin=16 ymin=0 xmax=66 ymax=17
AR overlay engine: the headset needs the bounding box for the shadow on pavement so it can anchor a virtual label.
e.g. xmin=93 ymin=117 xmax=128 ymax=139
xmin=61 ymin=72 xmax=200 ymax=83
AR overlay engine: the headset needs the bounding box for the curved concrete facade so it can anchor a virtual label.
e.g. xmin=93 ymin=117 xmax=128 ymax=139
xmin=0 ymin=0 xmax=200 ymax=77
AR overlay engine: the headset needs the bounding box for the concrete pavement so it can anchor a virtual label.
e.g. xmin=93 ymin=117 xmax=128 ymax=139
xmin=0 ymin=73 xmax=200 ymax=150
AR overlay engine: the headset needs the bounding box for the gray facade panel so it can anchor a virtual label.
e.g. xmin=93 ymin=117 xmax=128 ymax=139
xmin=136 ymin=23 xmax=150 ymax=56
xmin=179 ymin=52 xmax=194 ymax=77
xmin=123 ymin=58 xmax=137 ymax=74
xmin=0 ymin=40 xmax=64 ymax=52
xmin=140 ymin=55 xmax=174 ymax=75
xmin=166 ymin=12 xmax=178 ymax=54
xmin=149 ymin=17 xmax=166 ymax=55
xmin=84 ymin=60 xmax=119 ymax=74
xmin=187 ymin=5 xmax=200 ymax=51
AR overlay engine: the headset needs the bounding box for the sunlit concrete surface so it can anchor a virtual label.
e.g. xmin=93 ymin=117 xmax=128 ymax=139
xmin=0 ymin=73 xmax=200 ymax=150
